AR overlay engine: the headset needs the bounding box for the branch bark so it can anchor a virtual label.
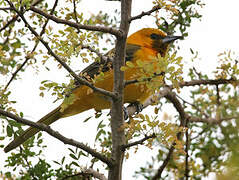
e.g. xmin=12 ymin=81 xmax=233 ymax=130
xmin=108 ymin=0 xmax=132 ymax=179
xmin=121 ymin=134 xmax=156 ymax=150
xmin=126 ymin=78 xmax=239 ymax=117
xmin=129 ymin=5 xmax=161 ymax=22
xmin=29 ymin=6 xmax=121 ymax=37
xmin=0 ymin=109 xmax=113 ymax=167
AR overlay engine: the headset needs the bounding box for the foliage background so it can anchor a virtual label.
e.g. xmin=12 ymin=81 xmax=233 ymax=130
xmin=1 ymin=0 xmax=239 ymax=179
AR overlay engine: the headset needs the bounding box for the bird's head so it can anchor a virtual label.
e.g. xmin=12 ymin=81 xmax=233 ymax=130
xmin=127 ymin=28 xmax=182 ymax=57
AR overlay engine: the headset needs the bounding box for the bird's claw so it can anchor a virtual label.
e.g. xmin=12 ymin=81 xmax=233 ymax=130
xmin=128 ymin=102 xmax=143 ymax=114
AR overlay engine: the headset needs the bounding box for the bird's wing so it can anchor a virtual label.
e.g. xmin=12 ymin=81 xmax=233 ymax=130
xmin=74 ymin=43 xmax=141 ymax=86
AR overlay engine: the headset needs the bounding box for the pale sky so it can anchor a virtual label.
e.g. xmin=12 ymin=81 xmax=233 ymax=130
xmin=1 ymin=0 xmax=239 ymax=179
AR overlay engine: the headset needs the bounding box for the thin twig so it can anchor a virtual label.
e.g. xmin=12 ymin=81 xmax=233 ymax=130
xmin=189 ymin=116 xmax=238 ymax=124
xmin=7 ymin=1 xmax=117 ymax=99
xmin=129 ymin=5 xmax=161 ymax=22
xmin=185 ymin=119 xmax=190 ymax=180
xmin=73 ymin=0 xmax=79 ymax=24
xmin=178 ymin=78 xmax=238 ymax=87
xmin=152 ymin=90 xmax=188 ymax=179
xmin=0 ymin=109 xmax=113 ymax=167
xmin=29 ymin=6 xmax=121 ymax=37
xmin=0 ymin=0 xmax=44 ymax=32
xmin=216 ymin=85 xmax=221 ymax=105
xmin=122 ymin=133 xmax=156 ymax=150
xmin=0 ymin=15 xmax=18 ymax=32
xmin=81 ymin=45 xmax=112 ymax=63
xmin=3 ymin=0 xmax=59 ymax=91
xmin=0 ymin=7 xmax=14 ymax=11
xmin=152 ymin=143 xmax=175 ymax=180
xmin=176 ymin=94 xmax=209 ymax=118
xmin=192 ymin=67 xmax=202 ymax=79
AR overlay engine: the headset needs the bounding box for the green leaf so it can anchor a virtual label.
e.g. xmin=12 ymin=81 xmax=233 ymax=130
xmin=83 ymin=116 xmax=92 ymax=122
xmin=71 ymin=161 xmax=80 ymax=167
xmin=69 ymin=153 xmax=78 ymax=160
xmin=61 ymin=156 xmax=65 ymax=164
xmin=19 ymin=112 xmax=24 ymax=118
xmin=126 ymin=61 xmax=135 ymax=68
xmin=6 ymin=125 xmax=13 ymax=137
xmin=53 ymin=160 xmax=61 ymax=165
xmin=11 ymin=40 xmax=21 ymax=49
xmin=97 ymin=120 xmax=104 ymax=130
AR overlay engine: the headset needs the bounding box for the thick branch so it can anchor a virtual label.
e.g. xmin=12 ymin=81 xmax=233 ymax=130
xmin=7 ymin=2 xmax=116 ymax=100
xmin=126 ymin=86 xmax=170 ymax=116
xmin=129 ymin=5 xmax=161 ymax=22
xmin=0 ymin=109 xmax=113 ymax=167
xmin=126 ymin=78 xmax=239 ymax=116
xmin=84 ymin=168 xmax=107 ymax=180
xmin=62 ymin=168 xmax=107 ymax=180
xmin=108 ymin=0 xmax=132 ymax=179
xmin=29 ymin=6 xmax=121 ymax=37
xmin=164 ymin=90 xmax=188 ymax=126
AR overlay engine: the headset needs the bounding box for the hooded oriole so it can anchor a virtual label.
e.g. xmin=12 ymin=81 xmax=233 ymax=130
xmin=4 ymin=28 xmax=181 ymax=152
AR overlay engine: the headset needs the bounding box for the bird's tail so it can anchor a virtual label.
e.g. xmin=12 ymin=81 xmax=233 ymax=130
xmin=4 ymin=106 xmax=62 ymax=153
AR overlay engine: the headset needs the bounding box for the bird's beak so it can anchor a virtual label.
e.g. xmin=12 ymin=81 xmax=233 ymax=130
xmin=162 ymin=35 xmax=183 ymax=44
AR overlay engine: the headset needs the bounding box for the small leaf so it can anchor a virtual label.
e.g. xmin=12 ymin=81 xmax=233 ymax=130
xmin=83 ymin=116 xmax=92 ymax=122
xmin=126 ymin=61 xmax=135 ymax=68
xmin=70 ymin=153 xmax=78 ymax=160
xmin=6 ymin=125 xmax=13 ymax=137
xmin=61 ymin=156 xmax=65 ymax=164
xmin=71 ymin=161 xmax=80 ymax=167
xmin=120 ymin=66 xmax=128 ymax=71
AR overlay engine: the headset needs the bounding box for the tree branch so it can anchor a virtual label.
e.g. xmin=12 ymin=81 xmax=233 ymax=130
xmin=0 ymin=109 xmax=113 ymax=167
xmin=178 ymin=78 xmax=238 ymax=87
xmin=29 ymin=6 xmax=121 ymax=37
xmin=189 ymin=116 xmax=238 ymax=124
xmin=152 ymin=143 xmax=175 ymax=180
xmin=3 ymin=0 xmax=59 ymax=91
xmin=84 ymin=168 xmax=107 ymax=180
xmin=126 ymin=78 xmax=239 ymax=117
xmin=0 ymin=0 xmax=44 ymax=32
xmin=81 ymin=45 xmax=112 ymax=64
xmin=185 ymin=119 xmax=190 ymax=180
xmin=6 ymin=1 xmax=117 ymax=100
xmin=62 ymin=167 xmax=107 ymax=180
xmin=129 ymin=5 xmax=161 ymax=22
xmin=108 ymin=0 xmax=132 ymax=179
xmin=164 ymin=90 xmax=188 ymax=126
xmin=176 ymin=94 xmax=209 ymax=118
xmin=121 ymin=134 xmax=156 ymax=150
xmin=151 ymin=88 xmax=188 ymax=179
xmin=0 ymin=7 xmax=14 ymax=11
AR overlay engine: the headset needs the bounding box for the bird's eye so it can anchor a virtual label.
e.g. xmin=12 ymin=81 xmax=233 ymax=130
xmin=150 ymin=33 xmax=161 ymax=40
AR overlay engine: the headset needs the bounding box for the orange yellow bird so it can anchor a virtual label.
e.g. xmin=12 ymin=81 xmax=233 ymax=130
xmin=4 ymin=28 xmax=181 ymax=153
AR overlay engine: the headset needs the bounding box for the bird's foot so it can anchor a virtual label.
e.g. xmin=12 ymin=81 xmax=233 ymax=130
xmin=127 ymin=102 xmax=143 ymax=114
